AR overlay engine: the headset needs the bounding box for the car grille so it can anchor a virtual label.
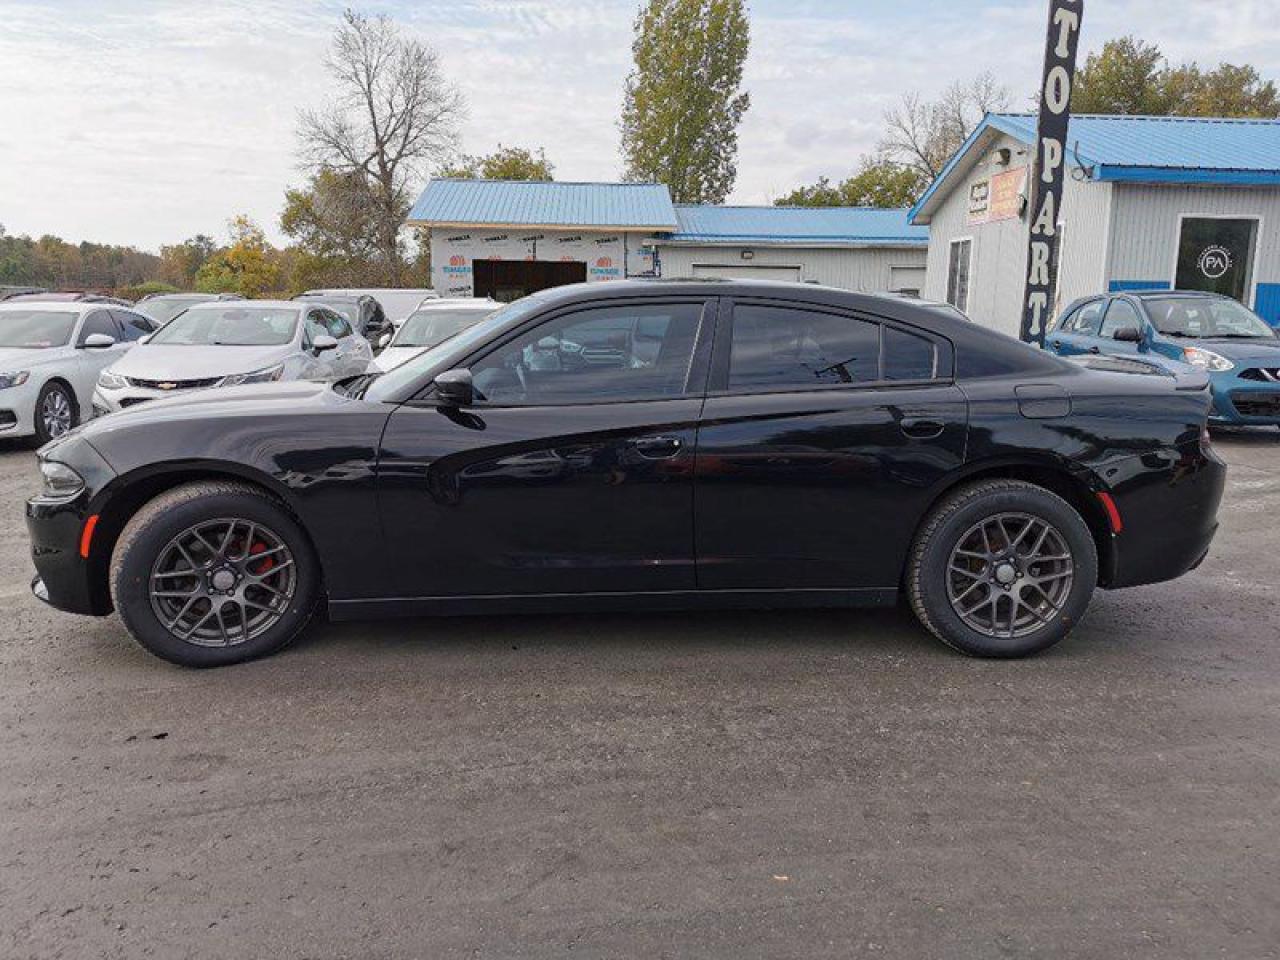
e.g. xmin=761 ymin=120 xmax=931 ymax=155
xmin=118 ymin=397 xmax=152 ymax=408
xmin=126 ymin=376 xmax=223 ymax=391
xmin=1230 ymin=391 xmax=1280 ymax=418
xmin=1239 ymin=367 xmax=1280 ymax=383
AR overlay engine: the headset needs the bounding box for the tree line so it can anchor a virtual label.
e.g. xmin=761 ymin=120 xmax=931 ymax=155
xmin=5 ymin=4 xmax=1278 ymax=297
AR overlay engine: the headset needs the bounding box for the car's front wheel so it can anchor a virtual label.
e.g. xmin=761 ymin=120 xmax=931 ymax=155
xmin=109 ymin=481 xmax=321 ymax=667
xmin=34 ymin=381 xmax=77 ymax=445
xmin=906 ymin=479 xmax=1098 ymax=657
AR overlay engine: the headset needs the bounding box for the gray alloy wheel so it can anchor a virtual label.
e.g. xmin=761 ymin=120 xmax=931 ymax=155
xmin=148 ymin=517 xmax=298 ymax=647
xmin=944 ymin=512 xmax=1075 ymax=639
xmin=38 ymin=383 xmax=75 ymax=440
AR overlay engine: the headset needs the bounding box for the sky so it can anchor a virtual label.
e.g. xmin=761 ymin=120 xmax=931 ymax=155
xmin=1 ymin=0 xmax=1279 ymax=252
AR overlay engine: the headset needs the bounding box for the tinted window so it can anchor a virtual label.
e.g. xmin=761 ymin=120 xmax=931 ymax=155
xmin=729 ymin=304 xmax=879 ymax=390
xmin=1099 ymin=299 xmax=1141 ymax=338
xmin=884 ymin=326 xmax=936 ymax=380
xmin=112 ymin=309 xmax=156 ymax=341
xmin=470 ymin=303 xmax=703 ymax=405
xmin=77 ymin=310 xmax=117 ymax=345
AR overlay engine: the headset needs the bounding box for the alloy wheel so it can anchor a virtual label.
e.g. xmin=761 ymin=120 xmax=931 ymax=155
xmin=945 ymin=512 xmax=1074 ymax=639
xmin=42 ymin=388 xmax=73 ymax=438
xmin=148 ymin=518 xmax=297 ymax=647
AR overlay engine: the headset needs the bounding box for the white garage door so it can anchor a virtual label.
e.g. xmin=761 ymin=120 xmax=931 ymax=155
xmin=890 ymin=265 xmax=926 ymax=295
xmin=691 ymin=264 xmax=802 ymax=282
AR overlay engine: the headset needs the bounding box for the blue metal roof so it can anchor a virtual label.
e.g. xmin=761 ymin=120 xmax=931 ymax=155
xmin=912 ymin=113 xmax=1280 ymax=223
xmin=664 ymin=205 xmax=928 ymax=246
xmin=408 ymin=178 xmax=678 ymax=230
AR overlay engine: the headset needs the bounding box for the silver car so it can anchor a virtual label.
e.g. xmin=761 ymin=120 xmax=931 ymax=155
xmin=0 ymin=300 xmax=157 ymax=443
xmin=94 ymin=300 xmax=372 ymax=414
xmin=373 ymin=298 xmax=499 ymax=371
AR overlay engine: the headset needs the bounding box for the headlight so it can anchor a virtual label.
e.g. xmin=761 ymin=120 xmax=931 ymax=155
xmin=219 ymin=363 xmax=284 ymax=387
xmin=97 ymin=369 xmax=128 ymax=389
xmin=0 ymin=370 xmax=29 ymax=390
xmin=1182 ymin=347 xmax=1234 ymax=372
xmin=38 ymin=459 xmax=85 ymax=500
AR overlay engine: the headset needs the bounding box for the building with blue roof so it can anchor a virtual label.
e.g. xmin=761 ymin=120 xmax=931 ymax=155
xmin=407 ymin=179 xmax=928 ymax=300
xmin=911 ymin=113 xmax=1280 ymax=333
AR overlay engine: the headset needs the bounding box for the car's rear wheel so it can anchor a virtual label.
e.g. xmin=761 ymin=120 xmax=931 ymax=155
xmin=906 ymin=479 xmax=1098 ymax=657
xmin=109 ymin=481 xmax=320 ymax=667
xmin=34 ymin=381 xmax=77 ymax=445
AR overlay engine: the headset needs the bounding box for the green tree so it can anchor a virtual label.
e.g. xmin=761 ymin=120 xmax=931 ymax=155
xmin=280 ymin=169 xmax=385 ymax=292
xmin=620 ymin=0 xmax=751 ymax=203
xmin=776 ymin=158 xmax=926 ymax=208
xmin=1073 ymin=36 xmax=1280 ymax=117
xmin=158 ymin=235 xmax=218 ymax=289
xmin=195 ymin=216 xmax=281 ymax=297
xmin=438 ymin=145 xmax=555 ymax=181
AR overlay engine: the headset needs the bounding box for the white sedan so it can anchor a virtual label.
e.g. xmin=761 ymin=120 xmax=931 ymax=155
xmin=374 ymin=298 xmax=499 ymax=371
xmin=0 ymin=300 xmax=157 ymax=443
xmin=94 ymin=300 xmax=372 ymax=414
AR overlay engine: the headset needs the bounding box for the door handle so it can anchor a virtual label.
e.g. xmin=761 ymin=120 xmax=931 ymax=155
xmin=1048 ymin=339 xmax=1062 ymax=351
xmin=900 ymin=417 xmax=945 ymax=440
xmin=632 ymin=436 xmax=683 ymax=459
xmin=1087 ymin=346 xmax=1100 ymax=354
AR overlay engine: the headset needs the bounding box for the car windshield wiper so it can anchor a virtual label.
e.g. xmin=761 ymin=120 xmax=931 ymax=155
xmin=334 ymin=372 xmax=382 ymax=399
xmin=1157 ymin=330 xmax=1193 ymax=338
xmin=1208 ymin=333 xmax=1272 ymax=339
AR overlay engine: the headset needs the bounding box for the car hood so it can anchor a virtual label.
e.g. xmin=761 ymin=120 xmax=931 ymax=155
xmin=0 ymin=345 xmax=75 ymax=371
xmin=373 ymin=346 xmax=427 ymax=372
xmin=1169 ymin=336 xmax=1280 ymax=363
xmin=110 ymin=344 xmax=293 ymax=379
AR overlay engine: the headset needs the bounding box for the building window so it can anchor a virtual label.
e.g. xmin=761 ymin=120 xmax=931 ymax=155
xmin=1174 ymin=217 xmax=1259 ymax=304
xmin=946 ymin=239 xmax=972 ymax=313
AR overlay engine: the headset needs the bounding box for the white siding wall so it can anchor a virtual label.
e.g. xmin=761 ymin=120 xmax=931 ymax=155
xmin=655 ymin=244 xmax=928 ymax=292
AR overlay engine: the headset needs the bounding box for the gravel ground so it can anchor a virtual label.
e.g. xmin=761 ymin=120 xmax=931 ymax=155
xmin=1 ymin=430 xmax=1277 ymax=960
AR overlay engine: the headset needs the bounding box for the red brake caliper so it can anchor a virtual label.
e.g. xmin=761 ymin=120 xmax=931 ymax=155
xmin=249 ymin=542 xmax=275 ymax=576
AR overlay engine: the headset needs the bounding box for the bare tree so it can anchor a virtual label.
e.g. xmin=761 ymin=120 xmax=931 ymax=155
xmin=881 ymin=72 xmax=1011 ymax=182
xmin=298 ymin=9 xmax=465 ymax=283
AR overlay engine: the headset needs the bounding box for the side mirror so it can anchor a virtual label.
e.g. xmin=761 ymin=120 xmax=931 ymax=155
xmin=1113 ymin=326 xmax=1142 ymax=343
xmin=312 ymin=334 xmax=339 ymax=354
xmin=81 ymin=333 xmax=116 ymax=349
xmin=434 ymin=368 xmax=474 ymax=407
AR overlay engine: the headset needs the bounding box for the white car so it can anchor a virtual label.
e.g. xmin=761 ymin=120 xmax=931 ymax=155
xmin=373 ymin=298 xmax=499 ymax=372
xmin=94 ymin=300 xmax=373 ymax=414
xmin=0 ymin=300 xmax=158 ymax=443
xmin=297 ymin=288 xmax=437 ymax=326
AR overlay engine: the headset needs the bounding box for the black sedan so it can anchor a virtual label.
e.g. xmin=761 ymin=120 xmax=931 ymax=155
xmin=27 ymin=280 xmax=1226 ymax=667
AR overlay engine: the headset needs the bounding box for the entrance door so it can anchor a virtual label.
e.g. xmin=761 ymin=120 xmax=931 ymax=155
xmin=473 ymin=259 xmax=587 ymax=302
xmin=376 ymin=298 xmax=713 ymax=598
xmin=1175 ymin=217 xmax=1258 ymax=302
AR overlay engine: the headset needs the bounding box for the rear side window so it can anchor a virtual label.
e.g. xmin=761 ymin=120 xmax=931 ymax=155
xmin=729 ymin=304 xmax=880 ymax=389
xmin=883 ymin=326 xmax=936 ymax=380
xmin=1099 ymin=299 xmax=1142 ymax=337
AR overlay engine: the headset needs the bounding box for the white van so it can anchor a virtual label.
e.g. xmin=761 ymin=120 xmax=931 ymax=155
xmin=299 ymin=288 xmax=439 ymax=325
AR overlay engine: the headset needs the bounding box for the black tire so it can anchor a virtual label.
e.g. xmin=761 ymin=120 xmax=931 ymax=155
xmin=109 ymin=481 xmax=321 ymax=667
xmin=33 ymin=381 xmax=78 ymax=445
xmin=906 ymin=479 xmax=1098 ymax=658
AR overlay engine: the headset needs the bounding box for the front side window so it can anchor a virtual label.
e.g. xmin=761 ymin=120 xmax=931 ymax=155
xmin=77 ymin=310 xmax=117 ymax=345
xmin=470 ymin=303 xmax=703 ymax=405
xmin=946 ymin=239 xmax=972 ymax=312
xmin=1099 ymin=299 xmax=1142 ymax=338
xmin=0 ymin=309 xmax=77 ymax=348
xmin=1070 ymin=300 xmax=1104 ymax=336
xmin=729 ymin=304 xmax=880 ymax=389
xmin=149 ymin=306 xmax=299 ymax=346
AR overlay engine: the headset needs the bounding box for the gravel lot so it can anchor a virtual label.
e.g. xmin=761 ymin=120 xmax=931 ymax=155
xmin=1 ymin=431 xmax=1278 ymax=959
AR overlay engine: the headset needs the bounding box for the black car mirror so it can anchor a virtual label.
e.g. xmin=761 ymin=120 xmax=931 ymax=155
xmin=1113 ymin=326 xmax=1142 ymax=343
xmin=434 ymin=368 xmax=474 ymax=407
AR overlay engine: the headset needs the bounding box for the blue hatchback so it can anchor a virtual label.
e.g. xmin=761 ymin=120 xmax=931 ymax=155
xmin=1048 ymin=291 xmax=1280 ymax=427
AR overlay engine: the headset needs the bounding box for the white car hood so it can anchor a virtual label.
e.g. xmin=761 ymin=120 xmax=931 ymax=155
xmin=110 ymin=344 xmax=292 ymax=380
xmin=0 ymin=345 xmax=76 ymax=372
xmin=374 ymin=346 xmax=428 ymax=372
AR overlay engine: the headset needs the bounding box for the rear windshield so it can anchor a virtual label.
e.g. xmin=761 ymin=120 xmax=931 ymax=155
xmin=0 ymin=309 xmax=78 ymax=348
xmin=136 ymin=297 xmax=206 ymax=326
xmin=149 ymin=306 xmax=299 ymax=346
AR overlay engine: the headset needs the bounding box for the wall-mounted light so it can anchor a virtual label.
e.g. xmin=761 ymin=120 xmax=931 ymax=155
xmin=741 ymin=249 xmax=754 ymax=260
xmin=993 ymin=147 xmax=1012 ymax=167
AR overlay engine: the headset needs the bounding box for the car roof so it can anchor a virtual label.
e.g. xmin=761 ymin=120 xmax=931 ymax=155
xmin=0 ymin=299 xmax=97 ymax=312
xmin=1127 ymin=289 xmax=1229 ymax=300
xmin=409 ymin=298 xmax=497 ymax=311
xmin=182 ymin=299 xmax=302 ymax=311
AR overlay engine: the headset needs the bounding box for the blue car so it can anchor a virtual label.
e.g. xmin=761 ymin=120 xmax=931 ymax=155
xmin=1048 ymin=290 xmax=1280 ymax=428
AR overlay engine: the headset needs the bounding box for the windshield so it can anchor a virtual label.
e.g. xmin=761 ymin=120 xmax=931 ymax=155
xmin=392 ymin=307 xmax=497 ymax=349
xmin=0 ymin=309 xmax=77 ymax=348
xmin=136 ymin=297 xmax=205 ymax=326
xmin=365 ymin=294 xmax=553 ymax=401
xmin=1148 ymin=297 xmax=1275 ymax=339
xmin=148 ymin=306 xmax=299 ymax=346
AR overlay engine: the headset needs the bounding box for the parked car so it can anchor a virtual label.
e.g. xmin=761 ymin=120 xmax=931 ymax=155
xmin=292 ymin=293 xmax=393 ymax=348
xmin=4 ymin=291 xmax=134 ymax=307
xmin=0 ymin=300 xmax=157 ymax=443
xmin=92 ymin=300 xmax=373 ymax=414
xmin=373 ymin=298 xmax=498 ymax=371
xmin=28 ymin=280 xmax=1225 ymax=667
xmin=134 ymin=292 xmax=243 ymax=327
xmin=297 ymin=288 xmax=437 ymax=326
xmin=0 ymin=286 xmax=47 ymax=301
xmin=1048 ymin=290 xmax=1280 ymax=428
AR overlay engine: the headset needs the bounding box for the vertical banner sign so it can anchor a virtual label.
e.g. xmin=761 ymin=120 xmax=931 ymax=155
xmin=1020 ymin=0 xmax=1083 ymax=345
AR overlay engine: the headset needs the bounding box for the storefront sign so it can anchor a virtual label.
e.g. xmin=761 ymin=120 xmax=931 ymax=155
xmin=1020 ymin=0 xmax=1083 ymax=346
